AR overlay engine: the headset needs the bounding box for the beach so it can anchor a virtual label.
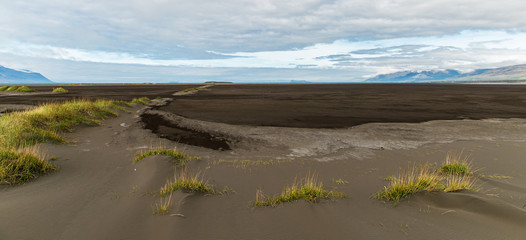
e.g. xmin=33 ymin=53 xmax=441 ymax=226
xmin=0 ymin=84 xmax=525 ymax=239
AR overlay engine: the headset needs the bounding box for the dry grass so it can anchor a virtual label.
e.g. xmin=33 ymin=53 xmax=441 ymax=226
xmin=377 ymin=163 xmax=444 ymax=202
xmin=444 ymin=174 xmax=477 ymax=192
xmin=134 ymin=145 xmax=191 ymax=164
xmin=130 ymin=97 xmax=151 ymax=105
xmin=160 ymin=167 xmax=219 ymax=195
xmin=0 ymin=146 xmax=55 ymax=184
xmin=152 ymin=194 xmax=172 ymax=215
xmin=254 ymin=172 xmax=345 ymax=207
xmin=378 ymin=159 xmax=478 ymax=202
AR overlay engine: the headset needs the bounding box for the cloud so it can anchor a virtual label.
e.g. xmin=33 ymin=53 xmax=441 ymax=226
xmin=1 ymin=0 xmax=526 ymax=55
xmin=2 ymin=30 xmax=526 ymax=81
xmin=2 ymin=1 xmax=526 ymax=82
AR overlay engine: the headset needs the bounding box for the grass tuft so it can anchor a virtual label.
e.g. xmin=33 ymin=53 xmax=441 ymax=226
xmin=16 ymin=86 xmax=36 ymax=92
xmin=152 ymin=194 xmax=172 ymax=215
xmin=160 ymin=168 xmax=219 ymax=195
xmin=377 ymin=163 xmax=444 ymax=202
xmin=0 ymin=147 xmax=55 ymax=184
xmin=444 ymin=175 xmax=477 ymax=192
xmin=0 ymin=86 xmax=9 ymax=91
xmin=254 ymin=173 xmax=345 ymax=207
xmin=439 ymin=151 xmax=472 ymax=175
xmin=134 ymin=146 xmax=190 ymax=164
xmin=130 ymin=97 xmax=151 ymax=105
xmin=52 ymin=87 xmax=69 ymax=93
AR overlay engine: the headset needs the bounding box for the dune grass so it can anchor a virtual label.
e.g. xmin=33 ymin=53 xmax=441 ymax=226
xmin=133 ymin=145 xmax=191 ymax=165
xmin=152 ymin=194 xmax=172 ymax=215
xmin=160 ymin=168 xmax=219 ymax=196
xmin=0 ymin=147 xmax=55 ymax=184
xmin=130 ymin=97 xmax=151 ymax=105
xmin=0 ymin=86 xmax=9 ymax=91
xmin=377 ymin=163 xmax=444 ymax=202
xmin=52 ymin=87 xmax=69 ymax=93
xmin=0 ymin=99 xmax=127 ymax=149
xmin=378 ymin=160 xmax=477 ymax=203
xmin=0 ymin=99 xmax=132 ymax=184
xmin=443 ymin=174 xmax=477 ymax=192
xmin=439 ymin=151 xmax=472 ymax=175
xmin=16 ymin=86 xmax=36 ymax=92
xmin=254 ymin=173 xmax=345 ymax=207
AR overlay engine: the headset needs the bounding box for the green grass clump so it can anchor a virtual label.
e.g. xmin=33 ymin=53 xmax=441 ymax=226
xmin=377 ymin=163 xmax=444 ymax=202
xmin=0 ymin=86 xmax=9 ymax=91
xmin=134 ymin=146 xmax=190 ymax=164
xmin=160 ymin=168 xmax=218 ymax=195
xmin=16 ymin=86 xmax=36 ymax=92
xmin=254 ymin=173 xmax=345 ymax=207
xmin=439 ymin=151 xmax=472 ymax=175
xmin=52 ymin=87 xmax=69 ymax=93
xmin=0 ymin=147 xmax=55 ymax=184
xmin=6 ymin=86 xmax=19 ymax=91
xmin=130 ymin=97 xmax=151 ymax=105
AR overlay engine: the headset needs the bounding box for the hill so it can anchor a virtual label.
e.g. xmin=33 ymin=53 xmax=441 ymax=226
xmin=0 ymin=65 xmax=53 ymax=84
xmin=366 ymin=64 xmax=526 ymax=83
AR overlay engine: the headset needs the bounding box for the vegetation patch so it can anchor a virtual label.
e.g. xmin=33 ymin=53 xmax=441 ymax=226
xmin=439 ymin=151 xmax=472 ymax=175
xmin=444 ymin=175 xmax=476 ymax=192
xmin=377 ymin=163 xmax=444 ymax=202
xmin=0 ymin=99 xmax=130 ymax=184
xmin=0 ymin=147 xmax=55 ymax=184
xmin=130 ymin=97 xmax=151 ymax=105
xmin=182 ymin=86 xmax=207 ymax=92
xmin=0 ymin=86 xmax=9 ymax=91
xmin=16 ymin=86 xmax=36 ymax=92
xmin=6 ymin=86 xmax=19 ymax=91
xmin=160 ymin=168 xmax=220 ymax=195
xmin=254 ymin=173 xmax=345 ymax=207
xmin=377 ymin=160 xmax=477 ymax=203
xmin=52 ymin=87 xmax=69 ymax=93
xmin=152 ymin=194 xmax=172 ymax=215
xmin=134 ymin=146 xmax=191 ymax=164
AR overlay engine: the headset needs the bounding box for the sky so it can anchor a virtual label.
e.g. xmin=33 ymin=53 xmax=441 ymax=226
xmin=1 ymin=0 xmax=526 ymax=83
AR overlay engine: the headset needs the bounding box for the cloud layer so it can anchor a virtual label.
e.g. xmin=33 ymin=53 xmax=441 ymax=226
xmin=1 ymin=0 xmax=526 ymax=82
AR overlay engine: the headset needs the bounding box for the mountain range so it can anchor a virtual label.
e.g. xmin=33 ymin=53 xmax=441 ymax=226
xmin=366 ymin=64 xmax=526 ymax=83
xmin=0 ymin=65 xmax=53 ymax=84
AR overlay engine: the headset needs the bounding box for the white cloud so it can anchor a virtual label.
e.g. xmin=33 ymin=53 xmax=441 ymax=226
xmin=3 ymin=30 xmax=526 ymax=76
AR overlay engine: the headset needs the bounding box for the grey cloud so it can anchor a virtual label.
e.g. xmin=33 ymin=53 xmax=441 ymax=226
xmin=1 ymin=0 xmax=526 ymax=57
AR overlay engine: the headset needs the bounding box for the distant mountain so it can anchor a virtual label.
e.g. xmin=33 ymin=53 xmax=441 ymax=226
xmin=0 ymin=65 xmax=53 ymax=84
xmin=366 ymin=69 xmax=461 ymax=82
xmin=366 ymin=64 xmax=526 ymax=83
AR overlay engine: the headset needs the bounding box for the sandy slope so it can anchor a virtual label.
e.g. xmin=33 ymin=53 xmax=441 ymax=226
xmin=0 ymin=89 xmax=525 ymax=239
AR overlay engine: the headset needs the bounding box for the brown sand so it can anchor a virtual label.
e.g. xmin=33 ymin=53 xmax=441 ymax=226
xmin=0 ymin=84 xmax=525 ymax=239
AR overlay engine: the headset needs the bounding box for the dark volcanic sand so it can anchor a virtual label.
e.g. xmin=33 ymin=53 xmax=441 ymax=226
xmin=157 ymin=84 xmax=526 ymax=128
